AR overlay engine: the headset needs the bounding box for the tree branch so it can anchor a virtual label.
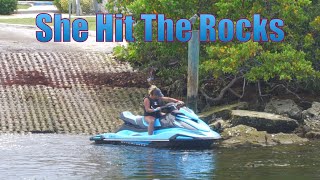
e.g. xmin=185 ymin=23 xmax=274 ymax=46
xmin=200 ymin=76 xmax=243 ymax=102
xmin=259 ymin=82 xmax=301 ymax=100
xmin=258 ymin=80 xmax=269 ymax=97
xmin=273 ymin=84 xmax=301 ymax=100
xmin=228 ymin=88 xmax=241 ymax=98
xmin=162 ymin=80 xmax=181 ymax=95
xmin=228 ymin=78 xmax=246 ymax=98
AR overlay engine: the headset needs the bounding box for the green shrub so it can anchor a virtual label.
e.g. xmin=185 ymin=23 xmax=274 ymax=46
xmin=0 ymin=0 xmax=17 ymax=15
xmin=53 ymin=0 xmax=69 ymax=13
xmin=54 ymin=0 xmax=92 ymax=13
xmin=59 ymin=0 xmax=69 ymax=12
xmin=80 ymin=0 xmax=93 ymax=13
xmin=53 ymin=0 xmax=62 ymax=12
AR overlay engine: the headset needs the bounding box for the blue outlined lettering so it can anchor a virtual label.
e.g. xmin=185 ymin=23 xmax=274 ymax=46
xmin=36 ymin=13 xmax=53 ymax=42
xmin=35 ymin=13 xmax=285 ymax=43
xmin=72 ymin=18 xmax=88 ymax=42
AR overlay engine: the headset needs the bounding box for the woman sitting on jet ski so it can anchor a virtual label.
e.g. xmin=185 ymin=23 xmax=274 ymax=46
xmin=144 ymin=85 xmax=184 ymax=135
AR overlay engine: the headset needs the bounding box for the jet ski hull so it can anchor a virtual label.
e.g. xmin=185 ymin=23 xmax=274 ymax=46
xmin=90 ymin=127 xmax=221 ymax=149
xmin=91 ymin=137 xmax=218 ymax=149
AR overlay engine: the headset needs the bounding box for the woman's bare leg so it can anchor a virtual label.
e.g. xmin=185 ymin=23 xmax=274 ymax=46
xmin=145 ymin=116 xmax=155 ymax=135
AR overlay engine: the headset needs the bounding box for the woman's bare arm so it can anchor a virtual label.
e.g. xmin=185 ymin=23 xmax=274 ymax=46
xmin=161 ymin=97 xmax=181 ymax=103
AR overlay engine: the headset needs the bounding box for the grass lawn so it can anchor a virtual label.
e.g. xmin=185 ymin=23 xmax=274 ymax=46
xmin=0 ymin=17 xmax=97 ymax=31
xmin=17 ymin=4 xmax=32 ymax=9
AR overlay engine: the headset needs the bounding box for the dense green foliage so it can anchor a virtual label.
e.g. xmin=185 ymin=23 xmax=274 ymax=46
xmin=80 ymin=0 xmax=93 ymax=13
xmin=54 ymin=0 xmax=93 ymax=13
xmin=53 ymin=0 xmax=66 ymax=13
xmin=202 ymin=0 xmax=320 ymax=89
xmin=107 ymin=0 xmax=320 ymax=99
xmin=0 ymin=0 xmax=17 ymax=15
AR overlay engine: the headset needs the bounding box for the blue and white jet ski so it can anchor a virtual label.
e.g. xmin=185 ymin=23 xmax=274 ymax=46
xmin=90 ymin=103 xmax=221 ymax=149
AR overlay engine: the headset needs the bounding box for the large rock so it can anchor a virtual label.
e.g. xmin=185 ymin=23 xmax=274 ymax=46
xmin=220 ymin=125 xmax=308 ymax=147
xmin=305 ymin=131 xmax=320 ymax=139
xmin=231 ymin=110 xmax=299 ymax=133
xmin=302 ymin=102 xmax=320 ymax=119
xmin=264 ymin=99 xmax=302 ymax=121
xmin=304 ymin=117 xmax=320 ymax=139
xmin=301 ymin=102 xmax=320 ymax=139
xmin=221 ymin=125 xmax=271 ymax=147
xmin=294 ymin=119 xmax=320 ymax=140
xmin=198 ymin=102 xmax=248 ymax=123
xmin=304 ymin=118 xmax=320 ymax=131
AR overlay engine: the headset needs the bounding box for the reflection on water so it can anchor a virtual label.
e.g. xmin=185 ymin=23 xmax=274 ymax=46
xmin=0 ymin=134 xmax=216 ymax=179
xmin=0 ymin=134 xmax=320 ymax=179
xmin=215 ymin=143 xmax=320 ymax=180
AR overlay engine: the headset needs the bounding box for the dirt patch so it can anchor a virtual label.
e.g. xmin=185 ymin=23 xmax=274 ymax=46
xmin=4 ymin=70 xmax=51 ymax=86
xmin=82 ymin=72 xmax=149 ymax=88
xmin=2 ymin=70 xmax=149 ymax=88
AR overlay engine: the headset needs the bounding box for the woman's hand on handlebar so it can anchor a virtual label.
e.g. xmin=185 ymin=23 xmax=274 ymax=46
xmin=177 ymin=101 xmax=184 ymax=105
xmin=173 ymin=101 xmax=184 ymax=109
xmin=154 ymin=107 xmax=161 ymax=112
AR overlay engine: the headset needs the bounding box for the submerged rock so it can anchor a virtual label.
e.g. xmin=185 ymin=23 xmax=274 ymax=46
xmin=264 ymin=99 xmax=302 ymax=121
xmin=270 ymin=133 xmax=308 ymax=145
xmin=198 ymin=102 xmax=248 ymax=123
xmin=230 ymin=110 xmax=299 ymax=133
xmin=220 ymin=125 xmax=308 ymax=147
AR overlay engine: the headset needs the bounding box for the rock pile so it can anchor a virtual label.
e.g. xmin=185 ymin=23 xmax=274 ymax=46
xmin=201 ymin=98 xmax=320 ymax=147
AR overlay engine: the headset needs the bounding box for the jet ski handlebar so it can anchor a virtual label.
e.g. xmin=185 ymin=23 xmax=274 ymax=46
xmin=160 ymin=102 xmax=185 ymax=112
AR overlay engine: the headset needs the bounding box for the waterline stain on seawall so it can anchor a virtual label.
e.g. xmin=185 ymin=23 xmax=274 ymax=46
xmin=0 ymin=52 xmax=146 ymax=134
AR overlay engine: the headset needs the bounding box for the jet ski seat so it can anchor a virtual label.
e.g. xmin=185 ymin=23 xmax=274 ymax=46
xmin=120 ymin=111 xmax=161 ymax=128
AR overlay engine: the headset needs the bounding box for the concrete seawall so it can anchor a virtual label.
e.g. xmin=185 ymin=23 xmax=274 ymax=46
xmin=0 ymin=52 xmax=146 ymax=134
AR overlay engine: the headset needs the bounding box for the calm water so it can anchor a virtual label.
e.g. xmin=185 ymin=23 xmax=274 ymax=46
xmin=0 ymin=134 xmax=319 ymax=180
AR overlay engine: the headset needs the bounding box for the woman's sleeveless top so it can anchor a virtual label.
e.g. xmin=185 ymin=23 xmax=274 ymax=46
xmin=144 ymin=97 xmax=161 ymax=118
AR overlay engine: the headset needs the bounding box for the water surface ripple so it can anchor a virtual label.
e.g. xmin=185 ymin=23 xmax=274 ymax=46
xmin=0 ymin=134 xmax=319 ymax=179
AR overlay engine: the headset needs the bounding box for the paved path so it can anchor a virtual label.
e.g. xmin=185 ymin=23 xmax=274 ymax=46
xmin=0 ymin=24 xmax=145 ymax=135
xmin=0 ymin=24 xmax=126 ymax=53
xmin=0 ymin=2 xmax=59 ymax=19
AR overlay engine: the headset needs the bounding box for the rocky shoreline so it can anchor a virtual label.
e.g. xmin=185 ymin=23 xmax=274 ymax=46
xmin=200 ymin=99 xmax=320 ymax=147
